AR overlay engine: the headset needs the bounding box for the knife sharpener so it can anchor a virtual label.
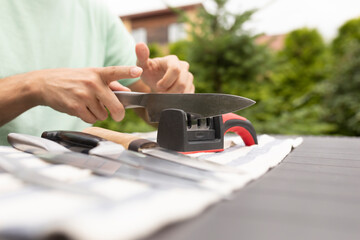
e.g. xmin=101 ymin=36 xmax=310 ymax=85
xmin=157 ymin=109 xmax=258 ymax=153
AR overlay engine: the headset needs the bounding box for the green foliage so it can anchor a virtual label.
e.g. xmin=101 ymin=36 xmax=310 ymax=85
xmin=324 ymin=40 xmax=360 ymax=135
xmin=271 ymin=28 xmax=331 ymax=102
xmin=332 ymin=17 xmax=360 ymax=56
xmin=169 ymin=40 xmax=189 ymax=61
xmin=94 ymin=1 xmax=360 ymax=136
xmin=256 ymin=28 xmax=335 ymax=135
xmin=174 ymin=1 xmax=335 ymax=135
xmin=147 ymin=42 xmax=165 ymax=58
xmin=94 ymin=109 xmax=156 ymax=133
xmin=178 ymin=0 xmax=271 ymax=94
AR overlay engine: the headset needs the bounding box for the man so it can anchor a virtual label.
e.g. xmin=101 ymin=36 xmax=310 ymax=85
xmin=0 ymin=0 xmax=194 ymax=145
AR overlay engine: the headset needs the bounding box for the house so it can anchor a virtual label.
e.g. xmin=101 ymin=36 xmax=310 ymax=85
xmin=120 ymin=3 xmax=285 ymax=51
xmin=255 ymin=34 xmax=286 ymax=51
xmin=120 ymin=3 xmax=202 ymax=45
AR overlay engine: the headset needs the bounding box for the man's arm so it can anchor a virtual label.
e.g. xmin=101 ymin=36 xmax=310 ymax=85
xmin=0 ymin=72 xmax=40 ymax=126
xmin=0 ymin=66 xmax=142 ymax=127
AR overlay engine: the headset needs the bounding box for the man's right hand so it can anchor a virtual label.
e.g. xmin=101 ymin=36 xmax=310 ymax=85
xmin=32 ymin=66 xmax=142 ymax=123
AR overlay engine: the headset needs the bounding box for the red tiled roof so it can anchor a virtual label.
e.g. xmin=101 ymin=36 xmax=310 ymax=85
xmin=255 ymin=34 xmax=286 ymax=51
xmin=120 ymin=3 xmax=202 ymax=20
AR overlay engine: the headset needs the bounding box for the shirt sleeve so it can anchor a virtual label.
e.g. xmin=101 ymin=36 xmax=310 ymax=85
xmin=103 ymin=7 xmax=140 ymax=86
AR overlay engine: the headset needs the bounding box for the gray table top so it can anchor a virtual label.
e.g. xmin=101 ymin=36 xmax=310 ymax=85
xmin=144 ymin=136 xmax=360 ymax=240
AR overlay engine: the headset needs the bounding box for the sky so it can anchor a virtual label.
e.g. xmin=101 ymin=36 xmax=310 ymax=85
xmin=103 ymin=0 xmax=360 ymax=41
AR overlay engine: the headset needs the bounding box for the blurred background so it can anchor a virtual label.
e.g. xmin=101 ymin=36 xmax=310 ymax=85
xmin=95 ymin=0 xmax=360 ymax=136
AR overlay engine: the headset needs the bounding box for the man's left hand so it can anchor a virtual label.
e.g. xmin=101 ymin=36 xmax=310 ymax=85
xmin=135 ymin=43 xmax=195 ymax=93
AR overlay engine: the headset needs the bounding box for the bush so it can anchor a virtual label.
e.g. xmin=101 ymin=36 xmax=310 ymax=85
xmin=244 ymin=28 xmax=335 ymax=135
xmin=332 ymin=17 xmax=360 ymax=56
xmin=94 ymin=109 xmax=156 ymax=133
xmin=169 ymin=40 xmax=189 ymax=61
xmin=148 ymin=42 xmax=165 ymax=58
xmin=324 ymin=41 xmax=360 ymax=135
xmin=177 ymin=0 xmax=272 ymax=95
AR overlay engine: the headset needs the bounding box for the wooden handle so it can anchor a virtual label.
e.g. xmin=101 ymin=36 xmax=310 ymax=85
xmin=82 ymin=127 xmax=158 ymax=151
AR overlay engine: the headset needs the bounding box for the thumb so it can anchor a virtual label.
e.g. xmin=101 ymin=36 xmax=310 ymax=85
xmin=136 ymin=42 xmax=150 ymax=68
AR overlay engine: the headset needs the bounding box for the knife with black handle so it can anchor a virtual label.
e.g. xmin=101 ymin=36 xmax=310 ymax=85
xmin=42 ymin=131 xmax=225 ymax=179
xmin=8 ymin=133 xmax=207 ymax=189
xmin=43 ymin=129 xmax=242 ymax=174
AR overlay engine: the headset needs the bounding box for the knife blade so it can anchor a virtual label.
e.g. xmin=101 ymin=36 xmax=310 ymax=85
xmin=80 ymin=127 xmax=242 ymax=174
xmin=41 ymin=131 xmax=208 ymax=182
xmin=41 ymin=131 xmax=221 ymax=180
xmin=7 ymin=133 xmax=205 ymax=189
xmin=0 ymin=153 xmax=106 ymax=199
xmin=114 ymin=91 xmax=255 ymax=123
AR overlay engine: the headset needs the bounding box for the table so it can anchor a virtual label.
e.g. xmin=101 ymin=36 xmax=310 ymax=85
xmin=145 ymin=136 xmax=360 ymax=240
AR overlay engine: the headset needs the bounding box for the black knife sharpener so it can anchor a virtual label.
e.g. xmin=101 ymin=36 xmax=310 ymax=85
xmin=157 ymin=109 xmax=258 ymax=153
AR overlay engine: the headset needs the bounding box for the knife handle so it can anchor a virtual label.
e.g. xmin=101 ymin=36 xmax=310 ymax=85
xmin=82 ymin=127 xmax=158 ymax=152
xmin=42 ymin=131 xmax=106 ymax=148
xmin=222 ymin=113 xmax=258 ymax=146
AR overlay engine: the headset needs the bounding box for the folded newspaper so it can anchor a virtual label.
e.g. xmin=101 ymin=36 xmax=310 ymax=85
xmin=0 ymin=133 xmax=302 ymax=240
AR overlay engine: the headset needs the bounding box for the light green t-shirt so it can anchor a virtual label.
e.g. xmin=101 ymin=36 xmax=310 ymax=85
xmin=0 ymin=0 xmax=139 ymax=145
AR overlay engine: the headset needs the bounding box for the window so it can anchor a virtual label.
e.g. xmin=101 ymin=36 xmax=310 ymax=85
xmin=147 ymin=26 xmax=168 ymax=44
xmin=131 ymin=28 xmax=147 ymax=43
xmin=168 ymin=23 xmax=186 ymax=43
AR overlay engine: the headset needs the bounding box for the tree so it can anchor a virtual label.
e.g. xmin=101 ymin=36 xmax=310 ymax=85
xmin=169 ymin=40 xmax=189 ymax=61
xmin=324 ymin=21 xmax=360 ymax=136
xmin=178 ymin=0 xmax=271 ymax=95
xmin=326 ymin=42 xmax=360 ymax=135
xmin=251 ymin=28 xmax=334 ymax=135
xmin=332 ymin=17 xmax=360 ymax=56
xmin=274 ymin=28 xmax=330 ymax=100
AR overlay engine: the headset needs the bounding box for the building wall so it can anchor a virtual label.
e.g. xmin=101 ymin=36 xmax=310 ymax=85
xmin=121 ymin=4 xmax=201 ymax=45
xmin=131 ymin=13 xmax=177 ymax=44
xmin=120 ymin=5 xmax=285 ymax=51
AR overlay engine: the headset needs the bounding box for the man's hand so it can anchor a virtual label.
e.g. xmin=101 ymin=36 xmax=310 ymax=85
xmin=35 ymin=66 xmax=142 ymax=123
xmin=135 ymin=43 xmax=195 ymax=93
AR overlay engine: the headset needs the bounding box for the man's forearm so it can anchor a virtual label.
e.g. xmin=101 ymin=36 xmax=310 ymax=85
xmin=0 ymin=72 xmax=40 ymax=126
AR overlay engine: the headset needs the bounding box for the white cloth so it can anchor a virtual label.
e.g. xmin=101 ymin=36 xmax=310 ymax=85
xmin=0 ymin=134 xmax=302 ymax=240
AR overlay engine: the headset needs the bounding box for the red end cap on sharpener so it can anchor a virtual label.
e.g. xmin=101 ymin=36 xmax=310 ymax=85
xmin=157 ymin=109 xmax=257 ymax=153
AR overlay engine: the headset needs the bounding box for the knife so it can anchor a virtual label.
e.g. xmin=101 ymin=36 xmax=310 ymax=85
xmin=41 ymin=131 xmax=222 ymax=179
xmin=114 ymin=91 xmax=255 ymax=123
xmin=7 ymin=133 xmax=205 ymax=189
xmin=0 ymin=153 xmax=106 ymax=199
xmin=76 ymin=127 xmax=243 ymax=174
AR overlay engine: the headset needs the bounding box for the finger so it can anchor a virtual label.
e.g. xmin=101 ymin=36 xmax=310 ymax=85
xmin=77 ymin=106 xmax=98 ymax=124
xmin=189 ymin=84 xmax=195 ymax=93
xmin=156 ymin=56 xmax=181 ymax=91
xmin=97 ymin=88 xmax=125 ymax=121
xmin=87 ymin=99 xmax=108 ymax=121
xmin=165 ymin=72 xmax=194 ymax=93
xmin=136 ymin=42 xmax=150 ymax=68
xmin=95 ymin=66 xmax=142 ymax=85
xmin=181 ymin=60 xmax=190 ymax=71
xmin=109 ymin=81 xmax=131 ymax=91
xmin=184 ymin=74 xmax=195 ymax=93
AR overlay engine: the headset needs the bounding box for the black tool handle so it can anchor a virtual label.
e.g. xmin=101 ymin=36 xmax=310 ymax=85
xmin=222 ymin=113 xmax=258 ymax=146
xmin=42 ymin=131 xmax=105 ymax=148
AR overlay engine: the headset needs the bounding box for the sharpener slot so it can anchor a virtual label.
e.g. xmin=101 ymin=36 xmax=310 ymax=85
xmin=157 ymin=109 xmax=225 ymax=152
